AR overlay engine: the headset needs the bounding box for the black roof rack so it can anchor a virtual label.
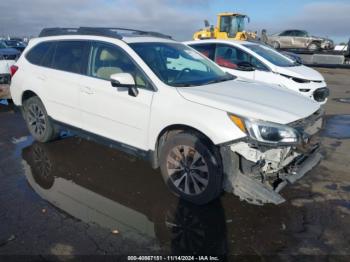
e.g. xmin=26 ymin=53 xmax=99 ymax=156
xmin=38 ymin=27 xmax=172 ymax=40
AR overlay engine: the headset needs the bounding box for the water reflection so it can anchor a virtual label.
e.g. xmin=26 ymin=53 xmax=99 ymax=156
xmin=21 ymin=137 xmax=228 ymax=256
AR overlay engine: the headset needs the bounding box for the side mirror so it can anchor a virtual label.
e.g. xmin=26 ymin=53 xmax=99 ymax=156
xmin=110 ymin=73 xmax=139 ymax=97
xmin=237 ymin=61 xmax=255 ymax=71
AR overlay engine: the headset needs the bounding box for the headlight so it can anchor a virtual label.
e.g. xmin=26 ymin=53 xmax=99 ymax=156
xmin=280 ymin=74 xmax=311 ymax=83
xmin=228 ymin=114 xmax=300 ymax=144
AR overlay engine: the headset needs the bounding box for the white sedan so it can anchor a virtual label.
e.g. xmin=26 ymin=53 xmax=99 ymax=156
xmin=185 ymin=39 xmax=329 ymax=104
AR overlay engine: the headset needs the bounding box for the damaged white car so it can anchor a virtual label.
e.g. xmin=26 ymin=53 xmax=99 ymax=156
xmin=11 ymin=27 xmax=323 ymax=206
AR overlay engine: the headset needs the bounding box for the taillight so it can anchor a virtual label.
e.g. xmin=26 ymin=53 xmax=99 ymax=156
xmin=10 ymin=65 xmax=18 ymax=77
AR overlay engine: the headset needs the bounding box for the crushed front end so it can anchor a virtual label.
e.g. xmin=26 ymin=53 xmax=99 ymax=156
xmin=221 ymin=109 xmax=324 ymax=205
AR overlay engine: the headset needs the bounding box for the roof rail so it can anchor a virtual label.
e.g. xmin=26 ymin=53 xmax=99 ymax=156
xmin=39 ymin=28 xmax=79 ymax=37
xmin=38 ymin=27 xmax=172 ymax=40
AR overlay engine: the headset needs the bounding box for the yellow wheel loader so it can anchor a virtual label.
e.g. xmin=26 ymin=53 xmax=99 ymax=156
xmin=193 ymin=12 xmax=256 ymax=41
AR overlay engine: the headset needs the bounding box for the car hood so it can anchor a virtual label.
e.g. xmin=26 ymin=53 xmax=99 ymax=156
xmin=177 ymin=79 xmax=320 ymax=124
xmin=273 ymin=65 xmax=324 ymax=81
xmin=0 ymin=48 xmax=20 ymax=56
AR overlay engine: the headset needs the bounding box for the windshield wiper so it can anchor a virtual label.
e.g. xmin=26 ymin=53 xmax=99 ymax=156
xmin=171 ymin=83 xmax=198 ymax=87
xmin=204 ymin=75 xmax=235 ymax=85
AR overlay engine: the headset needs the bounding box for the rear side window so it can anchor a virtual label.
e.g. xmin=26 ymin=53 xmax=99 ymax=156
xmin=51 ymin=41 xmax=89 ymax=74
xmin=26 ymin=42 xmax=53 ymax=66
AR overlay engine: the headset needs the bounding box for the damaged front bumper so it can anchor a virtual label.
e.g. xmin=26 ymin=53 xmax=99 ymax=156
xmin=221 ymin=110 xmax=324 ymax=206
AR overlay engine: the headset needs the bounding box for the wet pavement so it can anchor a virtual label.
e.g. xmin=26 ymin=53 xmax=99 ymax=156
xmin=322 ymin=115 xmax=350 ymax=139
xmin=1 ymin=68 xmax=350 ymax=260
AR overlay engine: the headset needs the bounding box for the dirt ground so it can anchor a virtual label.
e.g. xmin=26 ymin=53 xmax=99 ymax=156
xmin=0 ymin=68 xmax=349 ymax=260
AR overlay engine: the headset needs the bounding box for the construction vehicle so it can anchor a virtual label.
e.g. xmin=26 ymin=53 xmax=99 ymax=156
xmin=193 ymin=12 xmax=256 ymax=41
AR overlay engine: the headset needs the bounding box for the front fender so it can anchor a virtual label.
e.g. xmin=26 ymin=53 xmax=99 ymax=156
xmin=147 ymin=89 xmax=246 ymax=151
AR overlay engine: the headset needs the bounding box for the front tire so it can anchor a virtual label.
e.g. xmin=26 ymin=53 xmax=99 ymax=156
xmin=159 ymin=132 xmax=223 ymax=205
xmin=308 ymin=42 xmax=320 ymax=51
xmin=23 ymin=96 xmax=58 ymax=143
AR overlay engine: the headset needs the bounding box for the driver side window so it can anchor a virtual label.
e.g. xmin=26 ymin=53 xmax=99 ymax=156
xmin=215 ymin=45 xmax=269 ymax=71
xmin=294 ymin=30 xmax=307 ymax=37
xmin=215 ymin=45 xmax=241 ymax=69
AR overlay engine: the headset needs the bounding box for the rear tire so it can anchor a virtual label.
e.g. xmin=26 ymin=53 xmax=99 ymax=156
xmin=23 ymin=96 xmax=59 ymax=143
xmin=159 ymin=132 xmax=222 ymax=205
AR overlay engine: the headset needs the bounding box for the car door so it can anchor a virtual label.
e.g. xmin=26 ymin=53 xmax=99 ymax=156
xmin=293 ymin=30 xmax=308 ymax=48
xmin=213 ymin=44 xmax=255 ymax=80
xmin=278 ymin=31 xmax=293 ymax=48
xmin=79 ymin=41 xmax=154 ymax=150
xmin=43 ymin=40 xmax=90 ymax=128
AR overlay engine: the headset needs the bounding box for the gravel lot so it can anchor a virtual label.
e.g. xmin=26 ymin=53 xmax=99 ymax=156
xmin=0 ymin=68 xmax=349 ymax=260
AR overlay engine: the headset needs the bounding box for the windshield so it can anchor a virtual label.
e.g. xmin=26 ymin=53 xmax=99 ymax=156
xmin=0 ymin=42 xmax=8 ymax=49
xmin=220 ymin=15 xmax=246 ymax=37
xmin=243 ymin=44 xmax=298 ymax=67
xmin=130 ymin=42 xmax=234 ymax=87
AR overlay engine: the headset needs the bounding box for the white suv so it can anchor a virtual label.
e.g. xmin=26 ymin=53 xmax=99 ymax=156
xmin=11 ymin=27 xmax=323 ymax=205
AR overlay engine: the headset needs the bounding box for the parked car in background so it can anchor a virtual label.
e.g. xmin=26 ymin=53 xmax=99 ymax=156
xmin=11 ymin=27 xmax=323 ymax=206
xmin=3 ymin=40 xmax=27 ymax=53
xmin=186 ymin=39 xmax=329 ymax=104
xmin=268 ymin=30 xmax=334 ymax=51
xmin=0 ymin=41 xmax=20 ymax=100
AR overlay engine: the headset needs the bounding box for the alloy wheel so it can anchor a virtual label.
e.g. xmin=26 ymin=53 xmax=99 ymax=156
xmin=27 ymin=103 xmax=46 ymax=136
xmin=166 ymin=145 xmax=209 ymax=195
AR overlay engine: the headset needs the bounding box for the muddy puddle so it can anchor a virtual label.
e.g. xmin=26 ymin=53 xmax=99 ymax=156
xmin=16 ymin=136 xmax=345 ymax=256
xmin=322 ymin=115 xmax=350 ymax=139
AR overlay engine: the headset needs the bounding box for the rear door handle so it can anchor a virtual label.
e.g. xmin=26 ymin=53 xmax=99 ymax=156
xmin=81 ymin=86 xmax=94 ymax=94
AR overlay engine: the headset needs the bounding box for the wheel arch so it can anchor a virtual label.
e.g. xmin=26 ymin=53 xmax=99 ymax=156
xmin=308 ymin=41 xmax=321 ymax=48
xmin=151 ymin=124 xmax=218 ymax=169
xmin=21 ymin=90 xmax=39 ymax=104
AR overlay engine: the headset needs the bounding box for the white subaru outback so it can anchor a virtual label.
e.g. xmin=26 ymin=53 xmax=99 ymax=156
xmin=10 ymin=27 xmax=323 ymax=205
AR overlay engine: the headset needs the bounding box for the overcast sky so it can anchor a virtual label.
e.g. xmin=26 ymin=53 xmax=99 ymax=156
xmin=0 ymin=0 xmax=349 ymax=43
